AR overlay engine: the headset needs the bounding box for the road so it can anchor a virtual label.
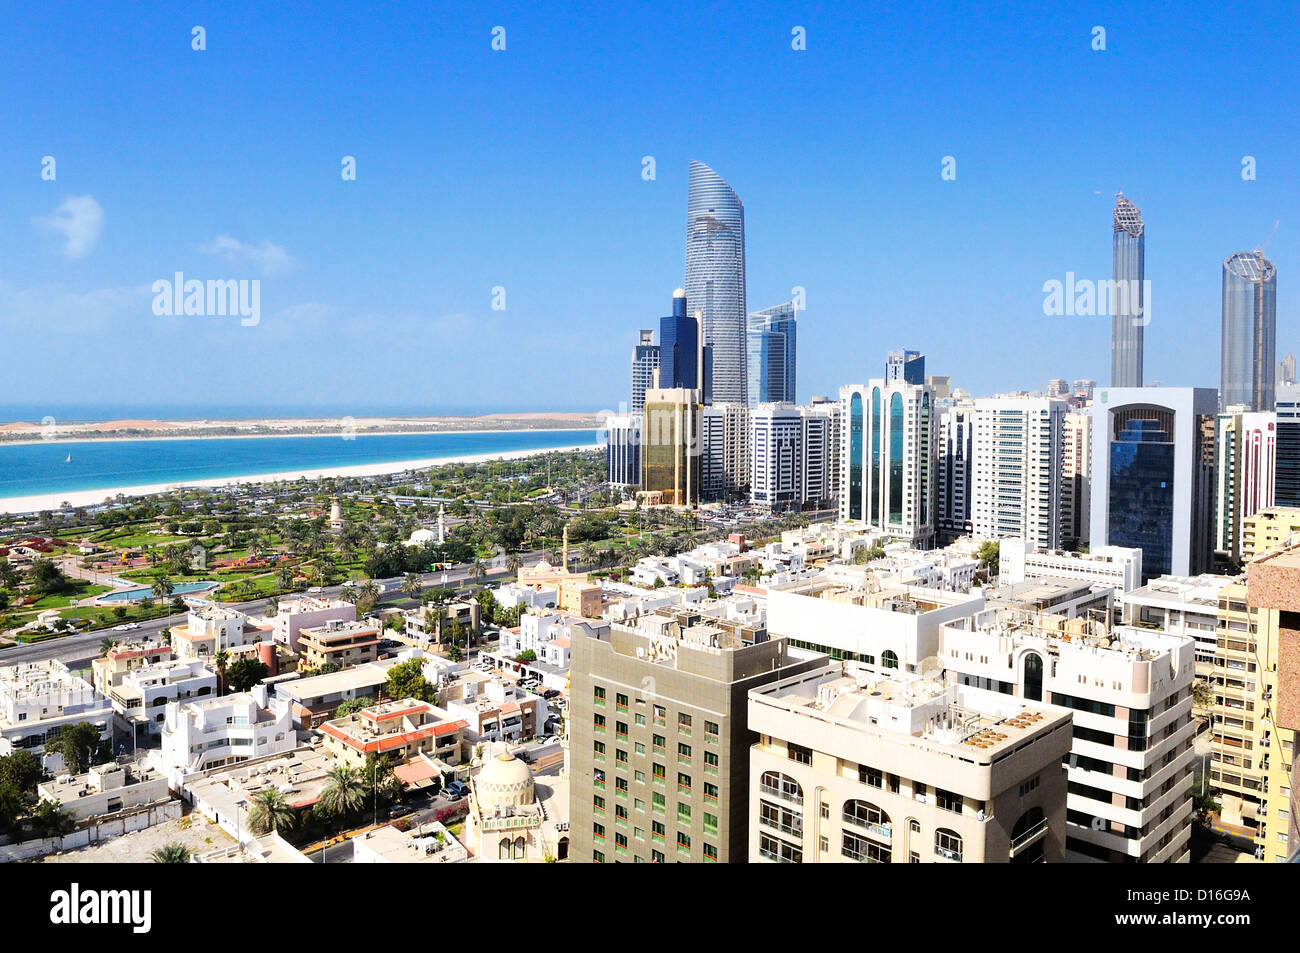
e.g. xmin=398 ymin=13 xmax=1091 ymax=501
xmin=0 ymin=560 xmax=526 ymax=667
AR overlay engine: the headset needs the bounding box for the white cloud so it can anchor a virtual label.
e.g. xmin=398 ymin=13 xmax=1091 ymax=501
xmin=200 ymin=235 xmax=296 ymax=275
xmin=32 ymin=195 xmax=104 ymax=259
xmin=0 ymin=279 xmax=146 ymax=331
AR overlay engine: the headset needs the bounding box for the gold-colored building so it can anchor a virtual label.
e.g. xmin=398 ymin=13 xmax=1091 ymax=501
xmin=641 ymin=387 xmax=701 ymax=507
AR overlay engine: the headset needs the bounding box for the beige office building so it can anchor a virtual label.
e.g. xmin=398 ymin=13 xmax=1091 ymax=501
xmin=569 ymin=609 xmax=824 ymax=862
xmin=748 ymin=664 xmax=1072 ymax=863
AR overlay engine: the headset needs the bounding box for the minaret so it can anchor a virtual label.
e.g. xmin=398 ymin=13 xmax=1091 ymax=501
xmin=437 ymin=504 xmax=446 ymax=543
xmin=562 ymin=524 xmax=570 ymax=570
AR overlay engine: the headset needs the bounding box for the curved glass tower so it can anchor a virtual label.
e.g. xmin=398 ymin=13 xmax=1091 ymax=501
xmin=1111 ymin=194 xmax=1146 ymax=388
xmin=686 ymin=160 xmax=747 ymax=405
xmin=747 ymin=301 xmax=797 ymax=407
xmin=1221 ymin=251 xmax=1278 ymax=412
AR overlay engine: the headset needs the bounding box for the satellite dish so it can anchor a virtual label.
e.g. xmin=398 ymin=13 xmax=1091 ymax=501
xmin=918 ymin=655 xmax=942 ymax=679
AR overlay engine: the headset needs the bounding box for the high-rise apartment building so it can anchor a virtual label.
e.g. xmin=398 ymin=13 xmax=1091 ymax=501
xmin=801 ymin=402 xmax=837 ymax=509
xmin=568 ymin=610 xmax=824 ymax=862
xmin=748 ymin=663 xmax=1072 ymax=863
xmin=1111 ymin=194 xmax=1146 ymax=387
xmin=885 ymin=349 xmax=925 ymax=386
xmin=641 ymin=387 xmax=701 ymax=507
xmin=750 ymin=403 xmax=803 ymax=512
xmin=1061 ymin=411 xmax=1092 ymax=549
xmin=605 ymin=414 xmax=642 ymax=487
xmin=938 ymin=403 xmax=974 ymax=541
xmin=1047 ymin=379 xmax=1070 ymax=398
xmin=1274 ymin=385 xmax=1300 ymax=507
xmin=701 ymin=403 xmax=749 ymax=502
xmin=1214 ymin=411 xmax=1277 ymax=566
xmin=943 ymin=608 xmax=1197 ymax=862
xmin=1221 ymin=251 xmax=1278 ymax=412
xmin=970 ymin=396 xmax=1066 ymax=550
xmin=1210 ymin=545 xmax=1299 ymax=862
xmin=1240 ymin=506 xmax=1300 ymax=562
xmin=1073 ymin=379 xmax=1097 ymax=401
xmin=685 ymin=160 xmax=747 ymax=405
xmin=839 ymin=380 xmax=937 ymax=547
xmin=1090 ymin=387 xmax=1217 ymax=580
xmin=659 ymin=290 xmax=699 ymax=392
xmin=630 ymin=329 xmax=660 ymax=414
xmin=747 ymin=302 xmax=797 ymax=406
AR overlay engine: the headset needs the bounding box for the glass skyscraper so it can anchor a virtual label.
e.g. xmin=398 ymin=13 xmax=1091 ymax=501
xmin=686 ymin=160 xmax=747 ymax=405
xmin=747 ymin=302 xmax=797 ymax=407
xmin=1111 ymin=194 xmax=1146 ymax=388
xmin=659 ymin=289 xmax=698 ymax=391
xmin=630 ymin=329 xmax=659 ymax=414
xmin=1221 ymin=250 xmax=1278 ymax=412
xmin=1107 ymin=416 xmax=1176 ymax=579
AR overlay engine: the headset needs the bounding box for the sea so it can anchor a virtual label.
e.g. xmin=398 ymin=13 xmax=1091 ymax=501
xmin=0 ymin=429 xmax=601 ymax=502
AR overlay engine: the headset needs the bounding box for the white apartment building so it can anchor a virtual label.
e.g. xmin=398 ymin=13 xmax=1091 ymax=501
xmin=171 ymin=605 xmax=252 ymax=660
xmin=1214 ymin=410 xmax=1277 ymax=565
xmin=0 ymin=660 xmax=113 ymax=773
xmin=750 ymin=403 xmax=803 ymax=511
xmin=970 ymin=396 xmax=1066 ymax=550
xmin=1062 ymin=411 xmax=1092 ymax=549
xmin=767 ymin=574 xmax=984 ymax=672
xmin=498 ymin=610 xmax=588 ymax=670
xmin=270 ymin=596 xmax=356 ymax=651
xmin=103 ymin=658 xmax=218 ymax=737
xmin=702 ymin=402 xmax=750 ymax=502
xmin=941 ymin=609 xmax=1197 ymax=863
xmin=800 ymin=402 xmax=836 ymax=509
xmin=1117 ymin=573 xmax=1238 ymax=668
xmin=36 ymin=762 xmax=171 ymax=822
xmin=999 ymin=538 xmax=1143 ymax=593
xmin=838 ymin=380 xmax=937 ymax=547
xmin=749 ymin=664 xmax=1072 ymax=863
xmin=158 ymin=684 xmax=296 ymax=785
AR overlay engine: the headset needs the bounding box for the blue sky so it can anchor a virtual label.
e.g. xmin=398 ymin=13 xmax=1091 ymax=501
xmin=1 ymin=0 xmax=1296 ymax=417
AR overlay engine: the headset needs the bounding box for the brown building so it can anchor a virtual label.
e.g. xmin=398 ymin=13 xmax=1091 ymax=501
xmin=298 ymin=619 xmax=382 ymax=671
xmin=569 ymin=610 xmax=825 ymax=862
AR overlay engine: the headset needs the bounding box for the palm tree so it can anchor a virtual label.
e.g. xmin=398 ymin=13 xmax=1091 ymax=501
xmin=151 ymin=573 xmax=174 ymax=617
xmin=248 ymin=788 xmax=294 ymax=835
xmin=506 ymin=553 xmax=523 ymax=574
xmin=401 ymin=573 xmax=422 ymax=599
xmin=319 ymin=765 xmax=366 ymax=818
xmin=214 ymin=651 xmax=229 ymax=695
xmin=469 ymin=559 xmax=486 ymax=581
xmin=100 ymin=637 xmax=117 ymax=654
xmin=149 ymin=843 xmax=193 ymax=863
xmin=276 ymin=565 xmax=295 ymax=592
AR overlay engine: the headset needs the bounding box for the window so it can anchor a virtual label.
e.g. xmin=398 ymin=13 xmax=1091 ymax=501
xmin=634 ymin=770 xmax=646 ymax=785
xmin=594 ymin=713 xmax=606 ymax=732
xmin=616 ymin=693 xmax=629 ymax=711
xmin=759 ymin=833 xmax=802 ymax=863
xmin=859 ymin=765 xmax=883 ymax=788
xmin=936 ymin=789 xmax=963 ymax=814
xmin=843 ymin=831 xmax=891 ymax=863
xmin=704 ymin=750 xmax=719 ymax=774
xmin=704 ymin=782 xmax=719 ymax=803
xmin=677 ymin=772 xmax=692 ymax=793
xmin=705 ymin=720 xmax=720 ymax=742
xmin=593 ymin=795 xmax=606 ymax=813
xmin=635 ymin=742 xmax=645 ymax=756
xmin=653 ymin=704 xmax=666 ymax=726
xmin=677 ymin=831 xmax=691 ymax=853
xmin=788 ymin=742 xmax=813 ymax=765
xmin=594 ymin=686 xmax=606 ymax=706
xmin=653 ymin=734 xmax=667 ymax=753
xmin=652 ymin=792 xmax=666 ymax=814
xmin=935 ymin=828 xmax=963 ymax=861
xmin=653 ymin=763 xmax=666 ymax=783
xmin=678 ymin=742 xmax=692 ymax=762
xmin=616 ymin=721 xmax=629 ymax=738
xmin=677 ymin=803 xmax=692 ymax=824
xmin=843 ymin=799 xmax=891 ymax=837
xmin=703 ymin=843 xmax=718 ymax=862
xmin=703 ymin=812 xmax=718 ymax=836
xmin=679 ymin=712 xmax=693 ymax=732
xmin=760 ymin=800 xmax=803 ymax=838
xmin=759 ymin=771 xmax=802 ymax=803
xmin=635 ymin=713 xmax=646 ymax=727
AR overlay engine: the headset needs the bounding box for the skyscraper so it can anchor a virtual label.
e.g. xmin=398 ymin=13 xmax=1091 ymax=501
xmin=630 ymin=330 xmax=659 ymax=414
xmin=1089 ymin=387 xmax=1217 ymax=580
xmin=686 ymin=160 xmax=747 ymax=405
xmin=1111 ymin=194 xmax=1146 ymax=388
xmin=1221 ymin=251 xmax=1278 ymax=412
xmin=838 ymin=380 xmax=937 ymax=547
xmin=747 ymin=302 xmax=797 ymax=406
xmin=885 ymin=349 xmax=925 ymax=385
xmin=970 ymin=397 xmax=1065 ymax=550
xmin=659 ymin=289 xmax=698 ymax=391
xmin=641 ymin=387 xmax=701 ymax=507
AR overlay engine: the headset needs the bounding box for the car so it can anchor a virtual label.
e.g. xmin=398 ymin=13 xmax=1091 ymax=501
xmin=386 ymin=804 xmax=414 ymax=819
xmin=515 ymin=750 xmax=532 ymax=764
xmin=542 ymin=689 xmax=561 ymax=699
xmin=307 ymin=586 xmax=322 ymax=594
xmin=444 ymin=780 xmax=469 ymax=799
xmin=112 ymin=624 xmax=129 ymax=632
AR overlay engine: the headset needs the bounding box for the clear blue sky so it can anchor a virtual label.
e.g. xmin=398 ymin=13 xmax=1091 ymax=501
xmin=1 ymin=0 xmax=1296 ymax=417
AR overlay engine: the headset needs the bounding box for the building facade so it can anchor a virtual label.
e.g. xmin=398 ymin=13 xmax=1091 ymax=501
xmin=685 ymin=160 xmax=747 ymax=405
xmin=970 ymin=396 xmax=1066 ymax=550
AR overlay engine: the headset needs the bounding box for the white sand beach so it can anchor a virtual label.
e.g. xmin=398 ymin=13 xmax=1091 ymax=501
xmin=0 ymin=443 xmax=601 ymax=516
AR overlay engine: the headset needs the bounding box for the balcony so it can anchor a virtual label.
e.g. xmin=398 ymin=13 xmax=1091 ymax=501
xmin=1009 ymin=818 xmax=1049 ymax=858
xmin=842 ymin=815 xmax=892 ymax=842
xmin=759 ymin=814 xmax=803 ymax=840
xmin=759 ymin=783 xmax=802 ymax=805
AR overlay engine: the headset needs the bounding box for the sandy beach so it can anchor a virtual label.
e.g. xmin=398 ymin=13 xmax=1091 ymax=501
xmin=0 ymin=443 xmax=602 ymax=516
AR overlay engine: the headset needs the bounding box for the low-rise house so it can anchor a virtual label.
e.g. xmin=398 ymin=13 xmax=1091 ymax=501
xmin=270 ymin=596 xmax=356 ymax=651
xmin=0 ymin=660 xmax=113 ymax=773
xmin=298 ymin=619 xmax=382 ymax=670
xmin=352 ymin=821 xmax=468 ymax=863
xmin=170 ymin=605 xmax=270 ymax=659
xmin=403 ymin=600 xmax=481 ymax=647
xmin=102 ymin=658 xmax=217 ymax=737
xmin=157 ymin=685 xmax=296 ymax=785
xmin=318 ymin=698 xmax=468 ymax=771
xmin=36 ymin=761 xmax=171 ymax=823
xmin=440 ymin=672 xmax=548 ymax=744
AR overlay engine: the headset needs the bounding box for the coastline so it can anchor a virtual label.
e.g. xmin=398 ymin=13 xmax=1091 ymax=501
xmin=0 ymin=443 xmax=602 ymax=516
xmin=0 ymin=426 xmax=601 ymax=449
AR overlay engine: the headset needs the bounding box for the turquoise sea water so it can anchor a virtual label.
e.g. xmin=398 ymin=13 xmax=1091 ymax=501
xmin=0 ymin=429 xmax=600 ymax=501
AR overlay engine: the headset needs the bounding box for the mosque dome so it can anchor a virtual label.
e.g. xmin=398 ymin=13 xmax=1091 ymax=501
xmin=474 ymin=751 xmax=535 ymax=810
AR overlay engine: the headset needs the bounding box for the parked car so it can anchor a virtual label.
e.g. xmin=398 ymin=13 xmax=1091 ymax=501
xmin=542 ymin=689 xmax=561 ymax=699
xmin=444 ymin=780 xmax=469 ymax=799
